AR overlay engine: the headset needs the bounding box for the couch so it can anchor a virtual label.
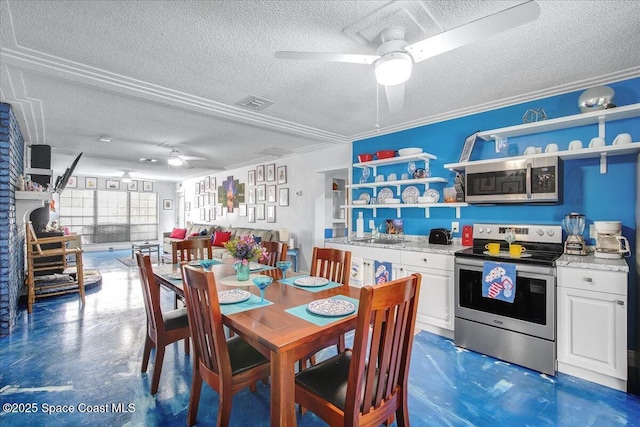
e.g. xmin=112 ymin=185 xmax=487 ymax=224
xmin=163 ymin=223 xmax=281 ymax=259
xmin=163 ymin=223 xmax=216 ymax=254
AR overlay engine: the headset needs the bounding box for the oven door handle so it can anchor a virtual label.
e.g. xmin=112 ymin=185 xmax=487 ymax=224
xmin=526 ymin=161 xmax=532 ymax=199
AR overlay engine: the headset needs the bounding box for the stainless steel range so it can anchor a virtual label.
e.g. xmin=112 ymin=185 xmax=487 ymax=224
xmin=454 ymin=223 xmax=563 ymax=375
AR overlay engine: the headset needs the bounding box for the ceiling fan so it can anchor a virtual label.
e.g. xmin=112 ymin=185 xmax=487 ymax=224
xmin=275 ymin=1 xmax=540 ymax=113
xmin=165 ymin=147 xmax=207 ymax=169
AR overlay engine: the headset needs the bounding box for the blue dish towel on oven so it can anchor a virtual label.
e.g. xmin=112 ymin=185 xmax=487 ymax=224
xmin=482 ymin=261 xmax=516 ymax=303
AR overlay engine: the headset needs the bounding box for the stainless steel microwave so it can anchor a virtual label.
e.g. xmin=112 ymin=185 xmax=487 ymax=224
xmin=464 ymin=157 xmax=561 ymax=203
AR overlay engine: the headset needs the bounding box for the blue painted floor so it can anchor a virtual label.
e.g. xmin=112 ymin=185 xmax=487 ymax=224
xmin=1 ymin=250 xmax=640 ymax=426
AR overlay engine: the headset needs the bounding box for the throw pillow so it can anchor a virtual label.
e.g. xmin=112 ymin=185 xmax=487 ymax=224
xmin=190 ymin=232 xmax=199 ymax=237
xmin=199 ymin=229 xmax=208 ymax=236
xmin=212 ymin=231 xmax=232 ymax=247
xmin=252 ymin=235 xmax=262 ymax=244
xmin=169 ymin=228 xmax=187 ymax=239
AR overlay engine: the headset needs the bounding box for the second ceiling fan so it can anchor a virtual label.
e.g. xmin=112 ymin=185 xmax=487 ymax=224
xmin=275 ymin=1 xmax=540 ymax=113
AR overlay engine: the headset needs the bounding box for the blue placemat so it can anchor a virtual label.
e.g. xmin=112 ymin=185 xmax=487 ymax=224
xmin=285 ymin=295 xmax=359 ymax=326
xmin=220 ymin=294 xmax=273 ymax=315
xmin=280 ymin=275 xmax=344 ymax=293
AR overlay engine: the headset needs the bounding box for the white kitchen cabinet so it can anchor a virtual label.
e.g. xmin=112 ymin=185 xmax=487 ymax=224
xmin=398 ymin=252 xmax=454 ymax=338
xmin=556 ymin=266 xmax=627 ymax=391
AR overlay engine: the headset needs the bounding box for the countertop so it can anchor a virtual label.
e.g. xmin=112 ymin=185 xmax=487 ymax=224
xmin=326 ymin=236 xmax=630 ymax=273
xmin=556 ymin=253 xmax=630 ymax=273
xmin=325 ymin=236 xmax=465 ymax=256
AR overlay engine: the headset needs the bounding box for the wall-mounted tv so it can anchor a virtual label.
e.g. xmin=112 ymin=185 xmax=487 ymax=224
xmin=53 ymin=152 xmax=82 ymax=194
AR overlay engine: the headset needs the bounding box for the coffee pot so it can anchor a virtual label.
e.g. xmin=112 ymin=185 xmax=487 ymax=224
xmin=594 ymin=221 xmax=631 ymax=259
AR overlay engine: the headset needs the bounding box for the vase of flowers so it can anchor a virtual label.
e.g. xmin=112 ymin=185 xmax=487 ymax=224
xmin=224 ymin=235 xmax=267 ymax=281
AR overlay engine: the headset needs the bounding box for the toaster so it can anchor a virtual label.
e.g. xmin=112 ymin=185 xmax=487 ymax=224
xmin=429 ymin=228 xmax=452 ymax=245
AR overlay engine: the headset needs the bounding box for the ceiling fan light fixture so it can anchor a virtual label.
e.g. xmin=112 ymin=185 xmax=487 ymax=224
xmin=374 ymin=52 xmax=412 ymax=86
xmin=168 ymin=151 xmax=183 ymax=166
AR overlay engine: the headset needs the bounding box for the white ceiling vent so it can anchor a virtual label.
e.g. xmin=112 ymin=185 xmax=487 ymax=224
xmin=235 ymin=95 xmax=275 ymax=111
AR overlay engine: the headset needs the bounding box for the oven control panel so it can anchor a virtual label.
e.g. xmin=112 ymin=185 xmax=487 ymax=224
xmin=473 ymin=223 xmax=562 ymax=244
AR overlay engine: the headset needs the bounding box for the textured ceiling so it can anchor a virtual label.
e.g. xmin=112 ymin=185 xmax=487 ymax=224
xmin=1 ymin=0 xmax=639 ymax=182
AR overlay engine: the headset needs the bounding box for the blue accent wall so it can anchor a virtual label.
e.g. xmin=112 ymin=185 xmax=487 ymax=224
xmin=353 ymin=77 xmax=640 ymax=350
xmin=0 ymin=103 xmax=26 ymax=336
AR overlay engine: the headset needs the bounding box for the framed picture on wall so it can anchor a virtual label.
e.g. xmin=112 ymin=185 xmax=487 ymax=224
xmin=266 ymin=164 xmax=275 ymax=182
xmin=256 ymin=165 xmax=265 ymax=182
xmin=209 ymin=207 xmax=216 ymax=221
xmin=204 ymin=176 xmax=211 ymax=190
xmin=127 ymin=180 xmax=138 ymax=191
xmin=106 ymin=180 xmax=120 ymax=190
xmin=247 ymin=188 xmax=256 ymax=204
xmin=279 ymin=188 xmax=289 ymax=206
xmin=267 ymin=185 xmax=276 ymax=203
xmin=257 ymin=184 xmax=266 ymax=202
xmin=239 ymin=204 xmax=247 ymax=217
xmin=266 ymin=205 xmax=276 ymax=223
xmin=256 ymin=204 xmax=265 ymax=220
xmin=200 ymin=208 xmax=205 ymax=221
xmin=143 ymin=181 xmax=153 ymax=192
xmin=185 ymin=202 xmax=191 ymax=211
xmin=210 ymin=177 xmax=216 ymax=191
xmin=248 ymin=206 xmax=255 ymax=223
xmin=216 ymin=205 xmax=224 ymax=217
xmin=210 ymin=192 xmax=216 ymax=205
xmin=85 ymin=177 xmax=97 ymax=189
xmin=195 ymin=182 xmax=200 ymax=194
xmin=277 ymin=165 xmax=287 ymax=184
xmin=248 ymin=170 xmax=256 ymax=186
xmin=66 ymin=176 xmax=77 ymax=188
xmin=163 ymin=199 xmax=173 ymax=210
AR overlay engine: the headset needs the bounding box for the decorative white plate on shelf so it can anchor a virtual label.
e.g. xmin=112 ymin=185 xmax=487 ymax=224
xmin=377 ymin=187 xmax=394 ymax=204
xmin=398 ymin=147 xmax=423 ymax=156
xmin=294 ymin=276 xmax=330 ymax=287
xmin=218 ymin=289 xmax=251 ymax=304
xmin=423 ymin=189 xmax=440 ymax=203
xmin=358 ymin=193 xmax=371 ymax=203
xmin=307 ymin=299 xmax=356 ymax=317
xmin=401 ymin=186 xmax=420 ymax=204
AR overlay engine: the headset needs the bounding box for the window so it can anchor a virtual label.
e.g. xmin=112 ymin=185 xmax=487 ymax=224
xmin=59 ymin=190 xmax=157 ymax=244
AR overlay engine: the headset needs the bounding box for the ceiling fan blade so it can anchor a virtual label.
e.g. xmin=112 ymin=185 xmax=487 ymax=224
xmin=178 ymin=155 xmax=207 ymax=161
xmin=181 ymin=159 xmax=194 ymax=169
xmin=275 ymin=51 xmax=379 ymax=65
xmin=384 ymin=83 xmax=405 ymax=113
xmin=405 ymin=1 xmax=541 ymax=63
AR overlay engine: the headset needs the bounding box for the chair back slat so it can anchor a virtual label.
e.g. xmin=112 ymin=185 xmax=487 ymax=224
xmin=345 ymin=273 xmax=421 ymax=422
xmin=172 ymin=239 xmax=213 ymax=264
xmin=260 ymin=241 xmax=288 ymax=267
xmin=135 ymin=252 xmax=166 ymax=334
xmin=310 ymin=247 xmax=351 ymax=286
xmin=181 ymin=265 xmax=231 ymax=378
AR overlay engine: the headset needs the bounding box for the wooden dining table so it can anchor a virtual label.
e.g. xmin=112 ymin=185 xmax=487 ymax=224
xmin=153 ymin=260 xmax=360 ymax=426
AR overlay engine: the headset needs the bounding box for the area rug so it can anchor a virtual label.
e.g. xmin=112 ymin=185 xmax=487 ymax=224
xmin=117 ymin=257 xmax=138 ymax=267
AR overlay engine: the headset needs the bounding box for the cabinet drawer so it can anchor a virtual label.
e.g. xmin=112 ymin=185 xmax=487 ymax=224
xmin=557 ymin=267 xmax=627 ymax=295
xmin=400 ymin=251 xmax=453 ymax=270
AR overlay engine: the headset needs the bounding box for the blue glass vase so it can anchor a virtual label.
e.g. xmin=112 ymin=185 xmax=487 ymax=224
xmin=236 ymin=262 xmax=250 ymax=281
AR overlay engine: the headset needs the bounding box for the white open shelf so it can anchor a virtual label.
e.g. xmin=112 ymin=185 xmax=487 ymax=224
xmin=343 ymin=202 xmax=467 ymax=219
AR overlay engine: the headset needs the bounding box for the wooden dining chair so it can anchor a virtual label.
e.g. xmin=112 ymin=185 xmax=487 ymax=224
xmin=295 ymin=273 xmax=421 ymax=427
xmin=171 ymin=238 xmax=213 ymax=264
xmin=260 ymin=241 xmax=288 ymax=266
xmin=310 ymin=246 xmax=352 ymax=353
xmin=181 ymin=264 xmax=271 ymax=427
xmin=310 ymin=246 xmax=351 ymax=290
xmin=135 ymin=252 xmax=190 ymax=395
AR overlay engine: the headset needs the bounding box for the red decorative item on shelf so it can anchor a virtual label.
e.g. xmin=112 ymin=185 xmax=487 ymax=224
xmin=357 ymin=154 xmax=373 ymax=162
xmin=462 ymin=225 xmax=473 ymax=246
xmin=375 ymin=150 xmax=396 ymax=159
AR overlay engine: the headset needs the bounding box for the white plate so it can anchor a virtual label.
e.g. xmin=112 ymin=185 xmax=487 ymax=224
xmin=294 ymin=276 xmax=329 ymax=287
xmin=401 ymin=186 xmax=419 ymax=203
xmin=423 ymin=189 xmax=440 ymax=203
xmin=397 ymin=147 xmax=423 ymax=156
xmin=218 ymin=289 xmax=251 ymax=304
xmin=377 ymin=188 xmax=393 ymax=204
xmin=307 ymin=299 xmax=356 ymax=317
xmin=249 ymin=262 xmax=263 ymax=271
xmin=358 ymin=193 xmax=370 ymax=203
